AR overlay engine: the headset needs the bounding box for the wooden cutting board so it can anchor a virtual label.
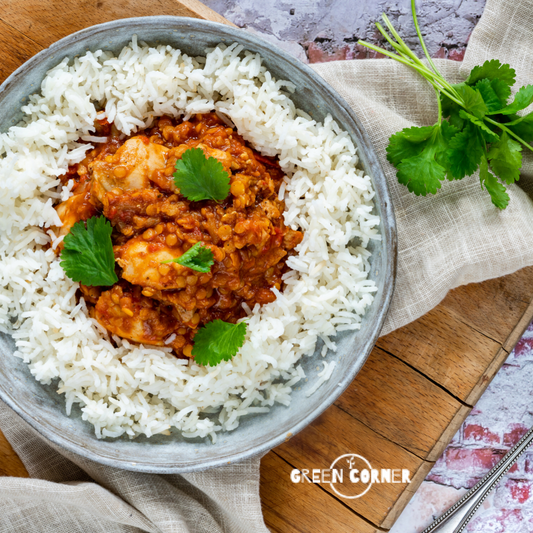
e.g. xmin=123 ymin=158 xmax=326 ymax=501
xmin=1 ymin=1 xmax=532 ymax=531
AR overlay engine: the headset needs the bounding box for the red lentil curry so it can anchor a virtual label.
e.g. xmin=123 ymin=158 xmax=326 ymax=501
xmin=53 ymin=113 xmax=303 ymax=358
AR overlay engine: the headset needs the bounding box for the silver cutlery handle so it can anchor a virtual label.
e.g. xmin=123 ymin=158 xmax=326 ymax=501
xmin=421 ymin=425 xmax=533 ymax=533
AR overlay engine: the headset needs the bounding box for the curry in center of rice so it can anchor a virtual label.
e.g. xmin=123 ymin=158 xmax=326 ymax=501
xmin=53 ymin=113 xmax=303 ymax=358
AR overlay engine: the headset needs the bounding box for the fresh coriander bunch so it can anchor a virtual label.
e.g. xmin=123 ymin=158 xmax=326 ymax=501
xmin=358 ymin=0 xmax=533 ymax=209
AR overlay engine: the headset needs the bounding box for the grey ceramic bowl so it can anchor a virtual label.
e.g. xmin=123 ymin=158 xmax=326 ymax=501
xmin=0 ymin=17 xmax=396 ymax=473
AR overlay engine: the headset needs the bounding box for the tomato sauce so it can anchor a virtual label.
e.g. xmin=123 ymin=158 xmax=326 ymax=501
xmin=54 ymin=113 xmax=303 ymax=357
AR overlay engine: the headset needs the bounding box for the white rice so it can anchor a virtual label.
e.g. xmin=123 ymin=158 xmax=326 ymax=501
xmin=305 ymin=361 xmax=336 ymax=397
xmin=0 ymin=39 xmax=380 ymax=440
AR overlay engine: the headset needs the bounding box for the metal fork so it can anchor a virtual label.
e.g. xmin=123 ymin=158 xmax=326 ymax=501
xmin=420 ymin=425 xmax=533 ymax=533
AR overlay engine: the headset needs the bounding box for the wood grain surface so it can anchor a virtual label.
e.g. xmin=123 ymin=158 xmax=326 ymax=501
xmin=335 ymin=347 xmax=471 ymax=461
xmin=0 ymin=2 xmax=532 ymax=532
xmin=0 ymin=0 xmax=232 ymax=48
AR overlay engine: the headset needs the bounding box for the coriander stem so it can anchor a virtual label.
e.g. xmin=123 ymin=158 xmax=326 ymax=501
xmin=427 ymin=84 xmax=463 ymax=107
xmin=484 ymin=117 xmax=533 ymax=152
xmin=374 ymin=22 xmax=442 ymax=89
xmin=409 ymin=0 xmax=462 ymax=102
xmin=358 ymin=40 xmax=432 ymax=79
xmin=382 ymin=12 xmax=461 ymax=100
xmin=357 ymin=40 xmax=432 ymax=79
xmin=436 ymin=87 xmax=442 ymax=123
xmin=358 ymin=37 xmax=426 ymax=76
xmin=375 ymin=22 xmax=412 ymax=60
xmin=374 ymin=23 xmax=414 ymax=64
xmin=381 ymin=15 xmax=426 ymax=69
xmin=498 ymin=116 xmax=522 ymax=126
xmin=358 ymin=40 xmax=464 ymax=106
xmin=410 ymin=0 xmax=441 ymax=77
xmin=365 ymin=5 xmax=463 ymax=103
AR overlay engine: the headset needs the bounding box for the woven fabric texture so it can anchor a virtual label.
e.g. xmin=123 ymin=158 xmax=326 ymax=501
xmin=312 ymin=0 xmax=533 ymax=334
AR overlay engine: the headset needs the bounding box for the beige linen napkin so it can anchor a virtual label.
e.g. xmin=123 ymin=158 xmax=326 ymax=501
xmin=313 ymin=0 xmax=533 ymax=334
xmin=2 ymin=0 xmax=533 ymax=530
xmin=0 ymin=401 xmax=267 ymax=533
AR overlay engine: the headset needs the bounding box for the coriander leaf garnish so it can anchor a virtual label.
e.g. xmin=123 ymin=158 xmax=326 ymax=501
xmin=456 ymin=84 xmax=488 ymax=119
xmin=358 ymin=0 xmax=533 ymax=209
xmin=192 ymin=319 xmax=247 ymax=366
xmin=386 ymin=126 xmax=433 ymax=167
xmin=506 ymin=112 xmax=533 ymax=143
xmin=489 ymin=78 xmax=514 ymax=108
xmin=458 ymin=110 xmax=500 ymax=142
xmin=173 ymin=147 xmax=230 ymax=202
xmin=388 ymin=121 xmax=457 ymax=194
xmin=465 ymin=59 xmax=516 ymax=88
xmin=446 ymin=123 xmax=485 ymax=180
xmin=60 ymin=215 xmax=118 ymax=287
xmin=480 ymin=155 xmax=510 ymax=210
xmin=162 ymin=241 xmax=214 ymax=273
xmin=495 ymin=84 xmax=533 ymax=115
xmin=397 ymin=151 xmax=445 ymax=196
xmin=487 ymin=131 xmax=522 ymax=184
xmin=441 ymin=93 xmax=465 ymax=130
xmin=474 ymin=79 xmax=502 ymax=113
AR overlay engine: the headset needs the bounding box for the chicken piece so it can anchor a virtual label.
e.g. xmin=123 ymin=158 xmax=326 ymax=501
xmin=116 ymin=238 xmax=189 ymax=291
xmin=245 ymin=247 xmax=287 ymax=278
xmin=260 ymin=199 xmax=283 ymax=220
xmin=282 ymin=229 xmax=303 ymax=250
xmin=171 ymin=142 xmax=234 ymax=173
xmin=149 ymin=287 xmax=241 ymax=329
xmin=89 ymin=137 xmax=169 ymax=205
xmin=149 ymin=169 xmax=178 ymax=193
xmin=200 ymin=143 xmax=233 ymax=172
xmin=232 ymin=209 xmax=273 ymax=250
xmin=53 ymin=189 xmax=98 ymax=250
xmin=95 ymin=284 xmax=177 ymax=347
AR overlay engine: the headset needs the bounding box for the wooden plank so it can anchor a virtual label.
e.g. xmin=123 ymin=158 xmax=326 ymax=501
xmin=335 ymin=347 xmax=471 ymax=461
xmin=261 ymin=451 xmax=381 ymax=533
xmin=0 ymin=20 xmax=43 ymax=83
xmin=0 ymin=429 xmax=28 ymax=478
xmin=376 ymin=304 xmax=502 ymax=402
xmin=0 ymin=0 xmax=234 ymax=49
xmin=464 ymin=294 xmax=533 ymax=406
xmin=501 ymin=290 xmax=533 ymax=352
xmin=439 ymin=266 xmax=533 ymax=344
xmin=377 ymin=267 xmax=533 ymax=407
xmin=429 ymin=404 xmax=472 ymax=461
xmin=275 ymin=404 xmax=431 ymax=527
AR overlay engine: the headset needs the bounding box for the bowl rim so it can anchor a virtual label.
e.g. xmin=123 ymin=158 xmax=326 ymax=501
xmin=0 ymin=15 xmax=397 ymax=473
